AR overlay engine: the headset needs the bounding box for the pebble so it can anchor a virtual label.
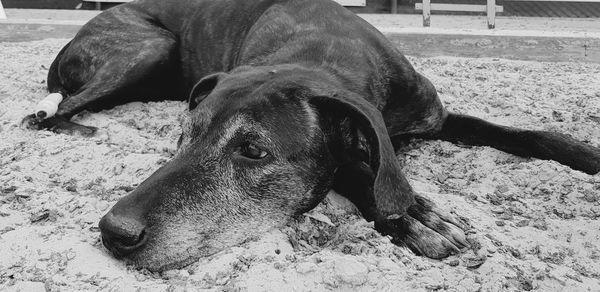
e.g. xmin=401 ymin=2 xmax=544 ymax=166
xmin=2 ymin=186 xmax=17 ymax=193
xmin=491 ymin=206 xmax=505 ymax=214
xmin=296 ymin=262 xmax=316 ymax=274
xmin=215 ymin=275 xmax=229 ymax=285
xmin=112 ymin=164 xmax=126 ymax=176
xmin=508 ymin=247 xmax=523 ymax=259
xmin=377 ymin=258 xmax=399 ymax=271
xmin=162 ymin=269 xmax=189 ymax=280
xmin=135 ymin=273 xmax=147 ymax=281
xmin=516 ymin=219 xmax=530 ymax=227
xmin=29 ymin=209 xmax=50 ymax=223
xmin=463 ymin=255 xmax=486 ymax=269
xmin=496 ymin=185 xmax=510 ymax=193
xmin=95 ymin=201 xmax=109 ymax=211
xmin=333 ymin=257 xmax=368 ymax=286
xmin=532 ymin=219 xmax=548 ymax=231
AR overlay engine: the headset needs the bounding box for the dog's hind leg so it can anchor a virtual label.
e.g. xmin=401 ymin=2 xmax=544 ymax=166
xmin=22 ymin=9 xmax=182 ymax=136
xmin=428 ymin=113 xmax=600 ymax=175
xmin=387 ymin=72 xmax=600 ymax=174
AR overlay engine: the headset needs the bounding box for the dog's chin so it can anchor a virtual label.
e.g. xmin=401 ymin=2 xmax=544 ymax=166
xmin=125 ymin=245 xmax=216 ymax=272
xmin=114 ymin=216 xmax=290 ymax=272
xmin=130 ymin=255 xmax=201 ymax=272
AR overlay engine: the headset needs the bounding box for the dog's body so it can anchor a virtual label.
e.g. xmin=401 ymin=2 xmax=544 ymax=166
xmin=23 ymin=0 xmax=600 ymax=271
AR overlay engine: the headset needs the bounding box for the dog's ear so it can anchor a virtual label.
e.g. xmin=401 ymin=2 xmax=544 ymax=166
xmin=188 ymin=72 xmax=228 ymax=110
xmin=310 ymin=93 xmax=415 ymax=217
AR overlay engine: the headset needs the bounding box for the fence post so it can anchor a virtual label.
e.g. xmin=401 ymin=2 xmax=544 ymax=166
xmin=422 ymin=0 xmax=431 ymax=27
xmin=0 ymin=0 xmax=7 ymax=19
xmin=487 ymin=0 xmax=496 ymax=29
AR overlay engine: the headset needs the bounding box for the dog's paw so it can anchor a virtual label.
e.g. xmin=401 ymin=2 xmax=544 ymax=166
xmin=21 ymin=114 xmax=98 ymax=137
xmin=376 ymin=195 xmax=469 ymax=259
xmin=21 ymin=114 xmax=45 ymax=130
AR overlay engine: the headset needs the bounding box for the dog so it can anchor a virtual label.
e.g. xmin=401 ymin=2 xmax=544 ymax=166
xmin=22 ymin=0 xmax=600 ymax=272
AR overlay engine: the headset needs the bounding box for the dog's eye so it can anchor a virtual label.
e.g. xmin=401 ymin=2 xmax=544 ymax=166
xmin=238 ymin=143 xmax=269 ymax=160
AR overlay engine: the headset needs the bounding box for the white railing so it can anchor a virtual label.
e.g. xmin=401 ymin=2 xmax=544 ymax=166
xmin=415 ymin=0 xmax=502 ymax=29
xmin=0 ymin=0 xmax=6 ymax=19
xmin=82 ymin=0 xmax=367 ymax=10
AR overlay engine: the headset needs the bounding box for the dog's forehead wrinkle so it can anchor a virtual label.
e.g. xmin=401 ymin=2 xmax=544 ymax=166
xmin=215 ymin=114 xmax=252 ymax=148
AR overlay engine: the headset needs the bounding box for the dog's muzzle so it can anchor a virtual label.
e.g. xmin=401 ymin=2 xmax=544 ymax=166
xmin=99 ymin=211 xmax=148 ymax=257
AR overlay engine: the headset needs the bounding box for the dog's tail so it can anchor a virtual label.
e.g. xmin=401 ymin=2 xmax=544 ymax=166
xmin=429 ymin=112 xmax=600 ymax=175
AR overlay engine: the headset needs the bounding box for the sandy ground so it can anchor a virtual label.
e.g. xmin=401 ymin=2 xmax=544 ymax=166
xmin=1 ymin=38 xmax=600 ymax=291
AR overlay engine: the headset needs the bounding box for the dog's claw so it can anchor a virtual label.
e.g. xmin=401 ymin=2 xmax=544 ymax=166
xmin=376 ymin=194 xmax=470 ymax=259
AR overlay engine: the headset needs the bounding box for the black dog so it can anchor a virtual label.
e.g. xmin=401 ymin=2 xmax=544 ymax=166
xmin=22 ymin=0 xmax=600 ymax=271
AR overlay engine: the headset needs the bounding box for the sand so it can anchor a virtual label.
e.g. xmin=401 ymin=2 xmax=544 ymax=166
xmin=1 ymin=38 xmax=599 ymax=291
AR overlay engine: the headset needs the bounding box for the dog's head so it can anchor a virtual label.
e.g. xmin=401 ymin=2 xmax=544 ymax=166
xmin=99 ymin=65 xmax=411 ymax=271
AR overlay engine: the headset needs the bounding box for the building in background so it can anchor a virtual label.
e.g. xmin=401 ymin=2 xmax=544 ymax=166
xmin=2 ymin=0 xmax=599 ymax=17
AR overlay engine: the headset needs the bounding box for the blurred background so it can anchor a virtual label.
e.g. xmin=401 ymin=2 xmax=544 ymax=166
xmin=2 ymin=0 xmax=600 ymax=17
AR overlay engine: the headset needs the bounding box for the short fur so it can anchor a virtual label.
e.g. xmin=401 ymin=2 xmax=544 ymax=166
xmin=22 ymin=0 xmax=600 ymax=271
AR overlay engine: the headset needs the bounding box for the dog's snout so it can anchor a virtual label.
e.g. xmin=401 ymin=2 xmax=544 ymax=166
xmin=99 ymin=211 xmax=147 ymax=257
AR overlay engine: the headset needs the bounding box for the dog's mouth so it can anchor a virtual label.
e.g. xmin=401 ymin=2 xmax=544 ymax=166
xmin=100 ymin=229 xmax=221 ymax=272
xmin=129 ymin=245 xmax=216 ymax=272
xmin=140 ymin=255 xmax=203 ymax=272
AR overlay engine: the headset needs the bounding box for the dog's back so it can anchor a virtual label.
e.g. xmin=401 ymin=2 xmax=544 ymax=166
xmin=80 ymin=0 xmax=416 ymax=106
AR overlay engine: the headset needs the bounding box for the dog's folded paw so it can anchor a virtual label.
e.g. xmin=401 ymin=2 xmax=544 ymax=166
xmin=21 ymin=114 xmax=45 ymax=130
xmin=21 ymin=114 xmax=97 ymax=137
xmin=376 ymin=195 xmax=470 ymax=259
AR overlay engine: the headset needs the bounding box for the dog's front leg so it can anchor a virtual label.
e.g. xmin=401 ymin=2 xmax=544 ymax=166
xmin=334 ymin=162 xmax=469 ymax=259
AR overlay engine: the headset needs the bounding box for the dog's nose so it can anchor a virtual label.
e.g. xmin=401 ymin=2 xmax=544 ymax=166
xmin=99 ymin=211 xmax=147 ymax=257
